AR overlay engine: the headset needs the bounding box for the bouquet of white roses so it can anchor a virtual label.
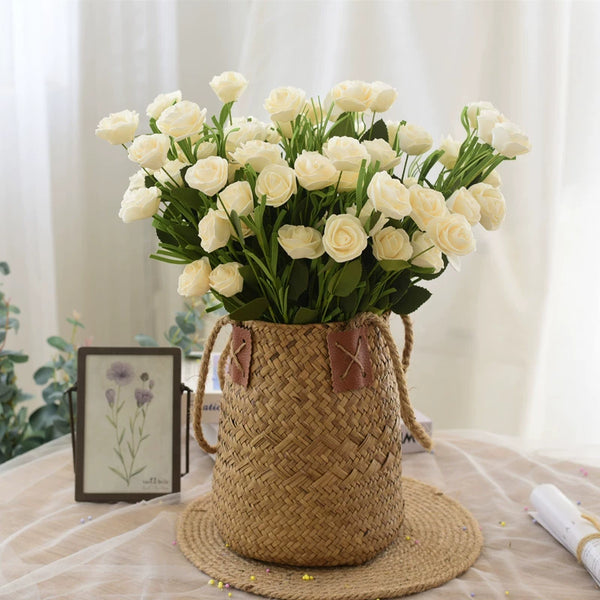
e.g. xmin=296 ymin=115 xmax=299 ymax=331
xmin=96 ymin=72 xmax=530 ymax=324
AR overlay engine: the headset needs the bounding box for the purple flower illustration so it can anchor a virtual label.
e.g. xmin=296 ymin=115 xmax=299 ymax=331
xmin=135 ymin=388 xmax=154 ymax=407
xmin=140 ymin=372 xmax=149 ymax=382
xmin=106 ymin=361 xmax=135 ymax=386
xmin=105 ymin=388 xmax=116 ymax=406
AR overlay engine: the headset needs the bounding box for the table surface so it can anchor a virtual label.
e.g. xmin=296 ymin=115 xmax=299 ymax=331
xmin=1 ymin=430 xmax=599 ymax=600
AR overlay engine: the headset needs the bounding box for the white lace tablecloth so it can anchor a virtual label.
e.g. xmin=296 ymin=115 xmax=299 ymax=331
xmin=1 ymin=430 xmax=599 ymax=600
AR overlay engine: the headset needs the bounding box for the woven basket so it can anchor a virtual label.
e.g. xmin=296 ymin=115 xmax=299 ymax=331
xmin=193 ymin=312 xmax=432 ymax=567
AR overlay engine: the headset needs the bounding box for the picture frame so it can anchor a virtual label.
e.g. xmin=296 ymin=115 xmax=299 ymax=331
xmin=74 ymin=347 xmax=182 ymax=502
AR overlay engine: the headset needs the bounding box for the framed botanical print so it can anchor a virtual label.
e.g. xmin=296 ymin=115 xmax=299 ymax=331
xmin=75 ymin=347 xmax=181 ymax=502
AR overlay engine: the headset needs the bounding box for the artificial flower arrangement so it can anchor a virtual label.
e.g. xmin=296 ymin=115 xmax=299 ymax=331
xmin=96 ymin=72 xmax=531 ymax=324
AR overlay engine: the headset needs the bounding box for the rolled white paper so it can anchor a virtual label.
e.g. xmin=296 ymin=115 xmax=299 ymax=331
xmin=530 ymin=483 xmax=600 ymax=587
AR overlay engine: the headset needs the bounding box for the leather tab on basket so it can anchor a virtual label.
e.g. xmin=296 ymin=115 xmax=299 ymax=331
xmin=230 ymin=326 xmax=252 ymax=387
xmin=327 ymin=327 xmax=373 ymax=393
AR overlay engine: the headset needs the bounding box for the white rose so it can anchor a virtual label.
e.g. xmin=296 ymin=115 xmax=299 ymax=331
xmin=362 ymin=138 xmax=403 ymax=171
xmin=95 ymin=110 xmax=139 ymax=145
xmin=146 ymin=90 xmax=182 ymax=120
xmin=209 ymin=262 xmax=244 ymax=297
xmin=274 ymin=120 xmax=294 ymax=139
xmin=198 ymin=209 xmax=231 ymax=252
xmin=347 ymin=198 xmax=388 ymax=235
xmin=466 ymin=101 xmax=496 ymax=128
xmin=483 ymin=169 xmax=502 ymax=188
xmin=330 ymin=80 xmax=373 ymax=112
xmin=446 ymin=187 xmax=481 ymax=226
xmin=322 ymin=92 xmax=344 ymax=122
xmin=217 ymin=181 xmax=254 ymax=216
xmin=398 ymin=124 xmax=433 ymax=155
xmin=468 ymin=183 xmax=506 ymax=231
xmin=225 ymin=117 xmax=271 ymax=155
xmin=409 ymin=184 xmax=449 ymax=230
xmin=427 ymin=213 xmax=476 ymax=256
xmin=266 ymin=124 xmax=281 ymax=144
xmin=491 ymin=121 xmax=531 ymax=158
xmin=410 ymin=231 xmax=444 ymax=272
xmin=372 ymin=227 xmax=412 ymax=261
xmin=154 ymin=159 xmax=188 ymax=186
xmin=255 ymin=164 xmax=297 ymax=207
xmin=438 ymin=135 xmax=461 ymax=169
xmin=194 ymin=141 xmax=218 ymax=160
xmin=322 ymin=214 xmax=368 ymax=263
xmin=367 ymin=172 xmax=411 ymax=220
xmin=370 ymin=81 xmax=398 ymax=113
xmin=185 ymin=156 xmax=229 ymax=196
xmin=338 ymin=171 xmax=359 ymax=193
xmin=277 ymin=225 xmax=325 ymax=259
xmin=118 ymin=186 xmax=161 ymax=223
xmin=294 ymin=151 xmax=339 ymax=191
xmin=476 ymin=109 xmax=505 ymax=145
xmin=127 ymin=169 xmax=147 ymax=191
xmin=156 ymin=100 xmax=206 ymax=141
xmin=322 ymin=136 xmax=371 ymax=172
xmin=264 ymin=86 xmax=306 ymax=122
xmin=230 ymin=140 xmax=285 ymax=173
xmin=386 ymin=120 xmax=401 ymax=146
xmin=209 ymin=71 xmax=248 ymax=103
xmin=177 ymin=258 xmax=211 ymax=298
xmin=127 ymin=134 xmax=170 ymax=170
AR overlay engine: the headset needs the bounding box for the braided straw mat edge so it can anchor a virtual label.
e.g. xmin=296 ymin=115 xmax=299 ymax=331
xmin=177 ymin=477 xmax=483 ymax=600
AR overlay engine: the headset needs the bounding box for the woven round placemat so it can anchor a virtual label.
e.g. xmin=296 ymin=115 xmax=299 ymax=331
xmin=177 ymin=477 xmax=483 ymax=600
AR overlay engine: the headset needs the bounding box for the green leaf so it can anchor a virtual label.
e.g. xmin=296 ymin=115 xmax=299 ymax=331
xmin=228 ymin=297 xmax=269 ymax=322
xmin=130 ymin=465 xmax=146 ymax=478
xmin=33 ymin=366 xmax=54 ymax=385
xmin=418 ymin=149 xmax=445 ymax=183
xmin=108 ymin=466 xmax=129 ymax=483
xmin=360 ymin=118 xmax=388 ymax=141
xmin=29 ymin=404 xmax=59 ymax=430
xmin=327 ymin=112 xmax=357 ymax=139
xmin=66 ymin=317 xmax=84 ymax=328
xmin=42 ymin=381 xmax=65 ymax=405
xmin=288 ymin=261 xmax=309 ymax=301
xmin=378 ymin=260 xmax=411 ymax=273
xmin=134 ymin=334 xmax=159 ymax=347
xmin=239 ymin=265 xmax=260 ymax=293
xmin=0 ymin=350 xmax=28 ymax=363
xmin=329 ymin=259 xmax=362 ymax=297
xmin=47 ymin=336 xmax=72 ymax=353
xmin=293 ymin=307 xmax=319 ymax=324
xmin=175 ymin=314 xmax=196 ymax=334
xmin=0 ymin=262 xmax=9 ymax=275
xmin=391 ymin=285 xmax=432 ymax=315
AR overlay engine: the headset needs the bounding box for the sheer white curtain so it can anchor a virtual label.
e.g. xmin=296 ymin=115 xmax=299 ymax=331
xmin=2 ymin=0 xmax=599 ymax=447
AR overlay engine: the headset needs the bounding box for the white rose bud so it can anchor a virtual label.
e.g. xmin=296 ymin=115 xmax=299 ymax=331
xmin=367 ymin=172 xmax=411 ymax=220
xmin=264 ymin=86 xmax=306 ymax=122
xmin=322 ymin=136 xmax=371 ymax=172
xmin=338 ymin=171 xmax=359 ymax=193
xmin=322 ymin=92 xmax=344 ymax=122
xmin=127 ymin=169 xmax=147 ymax=191
xmin=491 ymin=121 xmax=531 ymax=158
xmin=255 ymin=164 xmax=297 ymax=207
xmin=156 ymin=100 xmax=206 ymax=141
xmin=209 ymin=262 xmax=244 ymax=297
xmin=398 ymin=124 xmax=433 ymax=155
xmin=402 ymin=176 xmax=419 ymax=188
xmin=95 ymin=110 xmax=139 ymax=145
xmin=468 ymin=183 xmax=506 ymax=230
xmin=410 ymin=231 xmax=444 ymax=273
xmin=218 ymin=180 xmax=254 ymax=216
xmin=386 ymin=120 xmax=401 ymax=146
xmin=347 ymin=198 xmax=388 ymax=235
xmin=466 ymin=101 xmax=496 ymax=128
xmin=194 ymin=141 xmax=218 ymax=160
xmin=274 ymin=120 xmax=294 ymax=139
xmin=177 ymin=258 xmax=211 ymax=298
xmin=372 ymin=227 xmax=412 ymax=261
xmin=322 ymin=214 xmax=368 ymax=263
xmin=230 ymin=140 xmax=285 ymax=173
xmin=198 ymin=209 xmax=231 ymax=252
xmin=209 ymin=71 xmax=248 ymax=103
xmin=185 ymin=156 xmax=229 ymax=196
xmin=127 ymin=133 xmax=170 ymax=170
xmin=362 ymin=138 xmax=403 ymax=171
xmin=476 ymin=109 xmax=505 ymax=145
xmin=277 ymin=225 xmax=325 ymax=260
xmin=146 ymin=90 xmax=182 ymax=120
xmin=294 ymin=151 xmax=339 ymax=191
xmin=446 ymin=187 xmax=481 ymax=226
xmin=427 ymin=213 xmax=476 ymax=256
xmin=483 ymin=169 xmax=502 ymax=188
xmin=304 ymin=99 xmax=326 ymax=125
xmin=409 ymin=184 xmax=449 ymax=230
xmin=370 ymin=81 xmax=398 ymax=113
xmin=118 ymin=187 xmax=161 ymax=223
xmin=154 ymin=159 xmax=188 ymax=187
xmin=330 ymin=80 xmax=373 ymax=112
xmin=438 ymin=135 xmax=461 ymax=169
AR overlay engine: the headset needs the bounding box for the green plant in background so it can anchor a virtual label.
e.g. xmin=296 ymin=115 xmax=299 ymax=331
xmin=0 ymin=262 xmax=41 ymax=463
xmin=30 ymin=312 xmax=85 ymax=443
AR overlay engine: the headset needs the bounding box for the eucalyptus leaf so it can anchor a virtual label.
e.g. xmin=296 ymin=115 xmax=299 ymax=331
xmin=47 ymin=336 xmax=72 ymax=353
xmin=175 ymin=314 xmax=196 ymax=334
xmin=134 ymin=334 xmax=159 ymax=347
xmin=33 ymin=366 xmax=54 ymax=385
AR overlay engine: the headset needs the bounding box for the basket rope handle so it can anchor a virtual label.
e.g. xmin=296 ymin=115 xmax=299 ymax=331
xmin=192 ymin=314 xmax=231 ymax=454
xmin=351 ymin=312 xmax=433 ymax=451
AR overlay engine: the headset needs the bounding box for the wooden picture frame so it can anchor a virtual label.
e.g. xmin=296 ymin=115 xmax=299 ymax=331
xmin=75 ymin=347 xmax=181 ymax=502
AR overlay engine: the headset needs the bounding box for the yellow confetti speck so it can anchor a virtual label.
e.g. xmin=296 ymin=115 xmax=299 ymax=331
xmin=225 ymin=542 xmax=230 ymax=547
xmin=228 ymin=594 xmax=232 ymax=598
xmin=250 ymin=575 xmax=256 ymax=581
xmin=208 ymin=579 xmax=215 ymax=585
xmin=405 ymin=535 xmax=411 ymax=540
xmin=505 ymin=592 xmax=510 ymax=596
xmin=500 ymin=521 xmax=506 ymax=527
xmin=217 ymin=581 xmax=224 ymax=589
